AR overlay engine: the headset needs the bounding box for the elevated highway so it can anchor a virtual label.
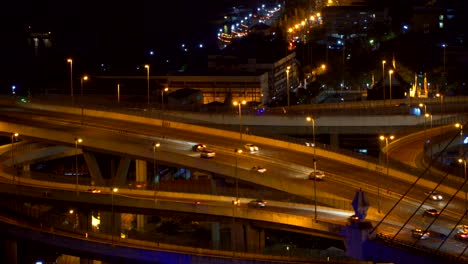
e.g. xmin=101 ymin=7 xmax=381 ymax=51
xmin=0 ymin=97 xmax=467 ymax=263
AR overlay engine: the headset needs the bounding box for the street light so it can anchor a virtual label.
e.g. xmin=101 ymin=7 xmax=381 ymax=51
xmin=144 ymin=65 xmax=150 ymax=106
xmin=388 ymin=69 xmax=394 ymax=103
xmin=11 ymin=133 xmax=19 ymax=183
xmin=152 ymin=142 xmax=161 ymax=185
xmin=75 ymin=138 xmax=83 ymax=195
xmin=419 ymin=103 xmax=427 ymax=143
xmin=80 ymin=75 xmax=88 ymax=97
xmin=286 ymin=66 xmax=291 ymax=109
xmin=442 ymin=43 xmax=447 ymax=76
xmin=436 ymin=93 xmax=444 ymax=124
xmin=425 ymin=113 xmax=433 ymax=157
xmin=379 ymin=135 xmax=395 ymax=213
xmin=234 ymin=148 xmax=243 ymax=205
xmin=111 ymin=187 xmax=118 ymax=244
xmin=459 ymin=158 xmax=467 ymax=216
xmin=161 ymin=87 xmax=169 ymax=110
xmin=67 ymin=59 xmax=73 ymax=101
xmin=382 ymin=60 xmax=386 ymax=101
xmin=233 ymin=100 xmax=247 ymax=145
xmin=117 ymin=83 xmax=120 ymax=104
xmin=306 ymin=116 xmax=318 ymax=222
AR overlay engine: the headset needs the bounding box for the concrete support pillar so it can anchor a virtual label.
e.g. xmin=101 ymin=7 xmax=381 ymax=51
xmin=1 ymin=239 xmax=17 ymax=264
xmin=231 ymin=222 xmax=245 ymax=252
xmin=211 ymin=222 xmax=220 ymax=250
xmin=330 ymin=133 xmax=340 ymax=148
xmin=83 ymin=152 xmax=104 ymax=186
xmin=100 ymin=211 xmax=121 ymax=238
xmin=136 ymin=214 xmax=146 ymax=231
xmin=245 ymin=224 xmax=265 ymax=253
xmin=113 ymin=157 xmax=131 ymax=187
xmin=78 ymin=210 xmax=92 ymax=233
xmin=135 ymin=160 xmax=147 ymax=183
xmin=22 ymin=164 xmax=30 ymax=178
xmin=345 ymin=223 xmax=371 ymax=260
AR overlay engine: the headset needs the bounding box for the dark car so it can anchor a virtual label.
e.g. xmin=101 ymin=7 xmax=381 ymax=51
xmin=424 ymin=208 xmax=440 ymax=217
xmin=192 ymin=144 xmax=207 ymax=152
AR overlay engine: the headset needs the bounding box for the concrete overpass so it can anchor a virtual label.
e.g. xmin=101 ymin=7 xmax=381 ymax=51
xmin=0 ymin=97 xmax=467 ymax=263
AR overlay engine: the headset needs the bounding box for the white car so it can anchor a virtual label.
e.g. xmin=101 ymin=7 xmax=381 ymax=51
xmin=412 ymin=228 xmax=430 ymax=240
xmin=251 ymin=166 xmax=267 ymax=173
xmin=244 ymin=143 xmax=259 ymax=152
xmin=425 ymin=191 xmax=443 ymax=201
xmin=308 ymin=170 xmax=325 ymax=180
xmin=200 ymin=150 xmax=216 ymax=158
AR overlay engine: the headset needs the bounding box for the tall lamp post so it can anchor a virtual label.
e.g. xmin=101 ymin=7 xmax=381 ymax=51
xmin=111 ymin=187 xmax=118 ymax=244
xmin=80 ymin=75 xmax=88 ymax=97
xmin=234 ymin=148 xmax=243 ymax=205
xmin=117 ymin=83 xmax=120 ymax=104
xmin=161 ymin=87 xmax=169 ymax=110
xmin=75 ymin=138 xmax=83 ymax=195
xmin=442 ymin=44 xmax=447 ymax=76
xmin=152 ymin=142 xmax=161 ymax=186
xmin=233 ymin=100 xmax=246 ymax=145
xmin=286 ymin=66 xmax=291 ymax=109
xmin=388 ymin=69 xmax=394 ymax=103
xmin=379 ymin=135 xmax=395 ymax=213
xmin=419 ymin=103 xmax=427 ymax=143
xmin=67 ymin=59 xmax=73 ymax=101
xmin=382 ymin=60 xmax=386 ymax=102
xmin=425 ymin=113 xmax=433 ymax=157
xmin=459 ymin=158 xmax=467 ymax=217
xmin=144 ymin=65 xmax=150 ymax=106
xmin=436 ymin=93 xmax=444 ymax=125
xmin=11 ymin=133 xmax=19 ymax=183
xmin=306 ymin=116 xmax=318 ymax=222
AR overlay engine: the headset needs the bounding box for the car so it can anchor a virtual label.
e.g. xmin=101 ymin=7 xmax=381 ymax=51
xmin=424 ymin=208 xmax=440 ymax=217
xmin=412 ymin=228 xmax=430 ymax=240
xmin=87 ymin=188 xmax=101 ymax=193
xmin=456 ymin=225 xmax=468 ymax=233
xmin=308 ymin=170 xmax=325 ymax=180
xmin=192 ymin=144 xmax=207 ymax=152
xmin=348 ymin=214 xmax=359 ymax=223
xmin=200 ymin=150 xmax=216 ymax=158
xmin=248 ymin=199 xmax=267 ymax=208
xmin=456 ymin=231 xmax=468 ymax=241
xmin=244 ymin=143 xmax=259 ymax=152
xmin=251 ymin=166 xmax=267 ymax=173
xmin=425 ymin=191 xmax=443 ymax=201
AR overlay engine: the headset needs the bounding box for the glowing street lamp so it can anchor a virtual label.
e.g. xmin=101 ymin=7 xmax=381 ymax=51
xmin=11 ymin=132 xmax=19 ymax=183
xmin=161 ymin=87 xmax=169 ymax=110
xmin=306 ymin=116 xmax=318 ymax=221
xmin=152 ymin=142 xmax=161 ymax=186
xmin=233 ymin=100 xmax=247 ymax=144
xmin=81 ymin=75 xmax=88 ymax=97
xmin=75 ymin=137 xmax=83 ymax=195
xmin=67 ymin=59 xmax=73 ymax=101
xmin=382 ymin=60 xmax=386 ymax=101
xmin=419 ymin=103 xmax=427 ymax=143
xmin=111 ymin=187 xmax=118 ymax=244
xmin=388 ymin=69 xmax=394 ymax=103
xmin=234 ymin=148 xmax=243 ymax=205
xmin=144 ymin=65 xmax=150 ymax=106
xmin=379 ymin=135 xmax=395 ymax=213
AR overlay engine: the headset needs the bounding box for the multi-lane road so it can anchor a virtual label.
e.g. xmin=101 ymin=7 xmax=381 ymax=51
xmin=0 ymin=101 xmax=468 ymax=259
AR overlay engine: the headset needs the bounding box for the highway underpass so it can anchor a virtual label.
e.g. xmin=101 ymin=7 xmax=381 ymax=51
xmin=0 ymin=97 xmax=466 ymax=264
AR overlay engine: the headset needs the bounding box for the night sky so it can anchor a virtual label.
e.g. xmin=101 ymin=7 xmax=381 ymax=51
xmin=0 ymin=0 xmax=258 ymax=90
